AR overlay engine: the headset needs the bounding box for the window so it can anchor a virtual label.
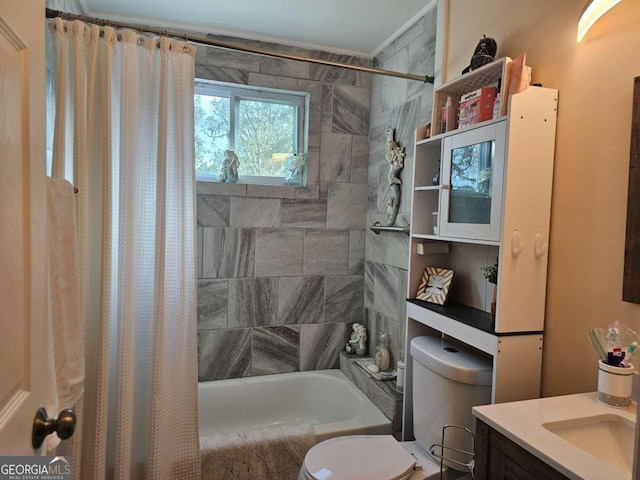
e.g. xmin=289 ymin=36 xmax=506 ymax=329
xmin=194 ymin=81 xmax=307 ymax=186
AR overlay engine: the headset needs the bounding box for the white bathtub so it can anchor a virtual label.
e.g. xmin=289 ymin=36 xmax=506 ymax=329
xmin=198 ymin=369 xmax=391 ymax=442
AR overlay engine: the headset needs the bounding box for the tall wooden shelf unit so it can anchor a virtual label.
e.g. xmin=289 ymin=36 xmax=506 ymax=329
xmin=403 ymin=58 xmax=558 ymax=439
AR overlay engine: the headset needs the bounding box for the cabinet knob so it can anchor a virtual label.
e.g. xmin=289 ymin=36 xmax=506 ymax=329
xmin=534 ymin=231 xmax=548 ymax=259
xmin=511 ymin=230 xmax=524 ymax=257
xmin=440 ymin=184 xmax=450 ymax=190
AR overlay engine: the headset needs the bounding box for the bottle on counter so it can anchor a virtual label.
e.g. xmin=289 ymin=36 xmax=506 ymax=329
xmin=374 ymin=331 xmax=390 ymax=372
xmin=396 ymin=350 xmax=405 ymax=393
xmin=441 ymin=96 xmax=456 ymax=133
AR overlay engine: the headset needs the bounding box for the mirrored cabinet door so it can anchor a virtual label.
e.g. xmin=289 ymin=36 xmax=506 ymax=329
xmin=439 ymin=121 xmax=507 ymax=242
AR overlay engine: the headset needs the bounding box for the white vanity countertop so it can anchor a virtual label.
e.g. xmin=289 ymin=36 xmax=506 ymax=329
xmin=472 ymin=392 xmax=636 ymax=480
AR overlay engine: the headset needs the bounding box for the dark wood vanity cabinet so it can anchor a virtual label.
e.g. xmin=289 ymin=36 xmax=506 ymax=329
xmin=474 ymin=420 xmax=571 ymax=480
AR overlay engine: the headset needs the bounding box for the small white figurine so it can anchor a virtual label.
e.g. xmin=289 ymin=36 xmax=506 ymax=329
xmin=345 ymin=323 xmax=367 ymax=357
xmin=219 ymin=149 xmax=239 ymax=183
xmin=283 ymin=153 xmax=305 ymax=186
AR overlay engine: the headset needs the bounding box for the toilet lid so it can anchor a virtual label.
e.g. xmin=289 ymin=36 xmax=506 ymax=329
xmin=304 ymin=435 xmax=417 ymax=480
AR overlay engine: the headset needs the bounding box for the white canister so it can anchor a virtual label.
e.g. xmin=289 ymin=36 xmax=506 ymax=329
xmin=396 ymin=360 xmax=405 ymax=393
xmin=597 ymin=360 xmax=634 ymax=408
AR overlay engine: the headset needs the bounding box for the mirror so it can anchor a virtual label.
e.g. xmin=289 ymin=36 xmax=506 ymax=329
xmin=623 ymin=77 xmax=640 ymax=304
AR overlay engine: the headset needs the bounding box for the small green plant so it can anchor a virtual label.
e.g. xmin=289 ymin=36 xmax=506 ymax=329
xmin=481 ymin=260 xmax=498 ymax=285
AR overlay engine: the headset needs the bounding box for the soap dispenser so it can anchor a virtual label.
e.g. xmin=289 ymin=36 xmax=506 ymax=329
xmin=374 ymin=330 xmax=390 ymax=372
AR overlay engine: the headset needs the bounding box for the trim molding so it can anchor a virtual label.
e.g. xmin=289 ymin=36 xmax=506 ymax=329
xmin=370 ymin=0 xmax=438 ymax=58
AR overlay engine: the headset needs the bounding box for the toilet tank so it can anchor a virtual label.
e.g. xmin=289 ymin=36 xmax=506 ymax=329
xmin=410 ymin=336 xmax=492 ymax=471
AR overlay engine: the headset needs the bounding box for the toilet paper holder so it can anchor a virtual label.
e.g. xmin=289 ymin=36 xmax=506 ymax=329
xmin=429 ymin=424 xmax=476 ymax=479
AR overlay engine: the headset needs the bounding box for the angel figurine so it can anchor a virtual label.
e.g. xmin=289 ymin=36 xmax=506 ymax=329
xmin=345 ymin=323 xmax=367 ymax=356
xmin=219 ymin=149 xmax=239 ymax=183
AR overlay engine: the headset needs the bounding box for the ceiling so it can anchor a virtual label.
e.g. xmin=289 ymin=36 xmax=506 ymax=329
xmin=79 ymin=0 xmax=435 ymax=57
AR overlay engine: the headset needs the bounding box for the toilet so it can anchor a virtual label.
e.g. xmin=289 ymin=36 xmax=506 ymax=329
xmin=298 ymin=336 xmax=492 ymax=480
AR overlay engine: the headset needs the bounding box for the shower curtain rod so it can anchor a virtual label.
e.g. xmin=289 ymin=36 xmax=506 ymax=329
xmin=45 ymin=8 xmax=434 ymax=84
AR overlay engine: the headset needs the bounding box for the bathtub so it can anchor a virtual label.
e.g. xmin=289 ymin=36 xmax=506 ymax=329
xmin=198 ymin=369 xmax=391 ymax=442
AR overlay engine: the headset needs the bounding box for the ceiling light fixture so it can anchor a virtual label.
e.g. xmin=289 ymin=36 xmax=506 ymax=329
xmin=577 ymin=0 xmax=622 ymax=42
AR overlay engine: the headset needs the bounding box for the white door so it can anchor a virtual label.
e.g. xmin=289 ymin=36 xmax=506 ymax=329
xmin=0 ymin=0 xmax=48 ymax=454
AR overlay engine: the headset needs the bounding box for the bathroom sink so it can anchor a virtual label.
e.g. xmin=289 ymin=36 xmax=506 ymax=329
xmin=542 ymin=413 xmax=635 ymax=477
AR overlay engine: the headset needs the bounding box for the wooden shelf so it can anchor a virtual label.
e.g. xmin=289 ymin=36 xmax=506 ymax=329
xmin=407 ymin=299 xmax=543 ymax=337
xmin=432 ymin=57 xmax=512 ymax=136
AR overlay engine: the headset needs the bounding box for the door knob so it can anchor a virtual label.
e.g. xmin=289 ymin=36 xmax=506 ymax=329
xmin=32 ymin=407 xmax=76 ymax=449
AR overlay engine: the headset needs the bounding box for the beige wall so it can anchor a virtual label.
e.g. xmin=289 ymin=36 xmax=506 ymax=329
xmin=442 ymin=0 xmax=640 ymax=396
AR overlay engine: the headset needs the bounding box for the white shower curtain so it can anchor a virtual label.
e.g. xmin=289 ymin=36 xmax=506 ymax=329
xmin=49 ymin=18 xmax=200 ymax=479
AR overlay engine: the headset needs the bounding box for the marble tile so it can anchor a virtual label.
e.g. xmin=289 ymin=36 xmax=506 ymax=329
xmin=368 ymin=170 xmax=378 ymax=212
xmin=365 ymin=213 xmax=388 ymax=263
xmin=298 ymin=81 xmax=322 ymax=150
xmin=398 ymin=158 xmax=413 ymax=217
xmin=255 ymin=229 xmax=303 ymax=277
xmin=278 ymin=276 xmax=325 ymax=325
xmin=295 ymin=149 xmax=320 ymax=200
xmin=367 ymin=310 xmax=404 ymax=370
xmin=348 ymin=229 xmax=365 ymax=275
xmin=388 ymin=14 xmax=425 ymax=53
xmin=325 ymin=276 xmax=364 ymax=324
xmin=197 ymin=181 xmax=247 ymax=196
xmin=195 ymin=64 xmax=249 ymax=85
xmin=206 ymin=47 xmax=260 ymax=72
xmin=197 ymin=195 xmax=230 ymax=227
xmin=197 ymin=279 xmax=228 ymax=330
xmin=373 ymin=263 xmax=406 ymax=322
xmin=260 ymin=57 xmax=309 ymax=79
xmin=248 ymin=72 xmax=299 ymax=91
xmin=202 ymin=228 xmax=255 ymax=278
xmin=395 ymin=97 xmax=423 ymax=157
xmin=380 ymin=50 xmax=409 ymax=111
xmin=368 ymin=111 xmax=394 ymax=170
xmin=198 ymin=328 xmax=252 ymax=381
xmin=332 ymin=85 xmax=370 ymax=137
xmin=406 ymin=40 xmax=434 ymax=103
xmin=309 ymin=53 xmax=357 ymax=85
xmin=280 ymin=193 xmax=327 ymax=229
xmin=370 ymin=70 xmax=385 ymax=113
xmin=197 ymin=226 xmax=203 ymax=279
xmin=320 ymin=132 xmax=352 ymax=183
xmin=194 ymin=44 xmax=207 ymax=65
xmin=367 ymin=378 xmax=402 ymax=430
xmin=355 ymin=68 xmax=373 ymax=89
xmin=230 ymin=197 xmax=280 ymax=228
xmin=385 ymin=226 xmax=410 ymax=270
xmin=327 ymin=183 xmax=368 ymax=229
xmin=321 ymin=84 xmax=333 ymax=124
xmin=300 ymin=322 xmax=348 ymax=371
xmin=228 ymin=278 xmax=278 ymax=328
xmin=364 ymin=261 xmax=374 ymax=309
xmin=376 ymin=163 xmax=391 ymax=214
xmin=246 ymin=184 xmax=295 ymax=199
xmin=351 ymin=135 xmax=369 ymax=184
xmin=303 ymin=229 xmax=349 ymax=275
xmin=373 ymin=43 xmax=396 ymax=65
xmin=252 ymin=326 xmax=300 ymax=376
xmin=339 ymin=353 xmax=369 ymax=393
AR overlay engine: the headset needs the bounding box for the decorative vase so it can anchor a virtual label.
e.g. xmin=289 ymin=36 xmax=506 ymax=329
xmin=374 ymin=331 xmax=391 ymax=372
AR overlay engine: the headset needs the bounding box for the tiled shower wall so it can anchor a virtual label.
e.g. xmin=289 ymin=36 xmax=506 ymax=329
xmin=364 ymin=8 xmax=438 ymax=366
xmin=195 ymin=36 xmax=372 ymax=380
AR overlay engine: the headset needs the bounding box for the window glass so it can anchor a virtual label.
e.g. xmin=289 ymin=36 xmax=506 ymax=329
xmin=195 ymin=81 xmax=307 ymax=186
xmin=194 ymin=90 xmax=230 ymax=175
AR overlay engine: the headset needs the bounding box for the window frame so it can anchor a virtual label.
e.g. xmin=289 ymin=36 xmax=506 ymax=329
xmin=194 ymin=80 xmax=307 ymax=186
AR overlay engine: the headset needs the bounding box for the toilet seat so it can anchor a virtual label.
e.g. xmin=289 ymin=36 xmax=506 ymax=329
xmin=302 ymin=435 xmax=417 ymax=480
